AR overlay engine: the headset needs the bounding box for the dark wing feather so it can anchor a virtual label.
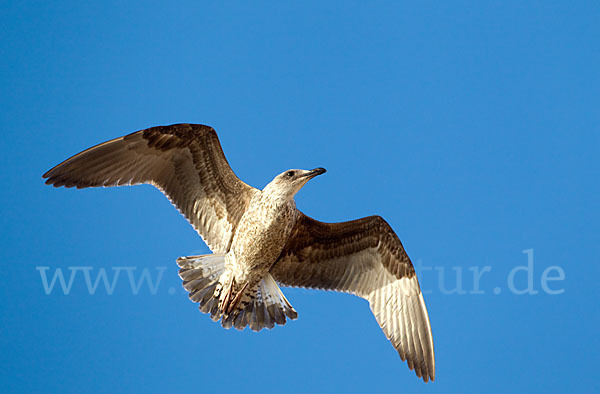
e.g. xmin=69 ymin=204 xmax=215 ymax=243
xmin=43 ymin=123 xmax=258 ymax=253
xmin=270 ymin=212 xmax=435 ymax=382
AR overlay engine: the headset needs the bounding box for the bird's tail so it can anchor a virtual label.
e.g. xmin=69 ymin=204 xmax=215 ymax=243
xmin=177 ymin=254 xmax=297 ymax=331
xmin=177 ymin=254 xmax=226 ymax=320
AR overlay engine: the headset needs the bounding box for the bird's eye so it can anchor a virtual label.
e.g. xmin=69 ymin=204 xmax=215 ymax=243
xmin=286 ymin=171 xmax=295 ymax=177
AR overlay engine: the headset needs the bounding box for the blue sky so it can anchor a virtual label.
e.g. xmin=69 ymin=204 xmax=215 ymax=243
xmin=1 ymin=1 xmax=598 ymax=393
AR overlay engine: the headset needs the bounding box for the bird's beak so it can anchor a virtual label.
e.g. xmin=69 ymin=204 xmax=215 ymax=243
xmin=302 ymin=167 xmax=327 ymax=179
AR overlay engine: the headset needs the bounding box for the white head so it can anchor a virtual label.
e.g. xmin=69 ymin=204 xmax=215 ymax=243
xmin=262 ymin=168 xmax=326 ymax=200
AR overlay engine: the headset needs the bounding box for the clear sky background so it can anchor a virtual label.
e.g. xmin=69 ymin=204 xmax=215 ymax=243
xmin=1 ymin=1 xmax=599 ymax=393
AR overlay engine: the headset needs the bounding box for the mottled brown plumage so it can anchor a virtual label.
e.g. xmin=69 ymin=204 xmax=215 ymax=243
xmin=43 ymin=123 xmax=435 ymax=383
xmin=271 ymin=213 xmax=434 ymax=381
xmin=43 ymin=124 xmax=256 ymax=253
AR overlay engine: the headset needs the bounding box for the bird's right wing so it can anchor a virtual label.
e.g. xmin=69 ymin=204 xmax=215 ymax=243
xmin=270 ymin=212 xmax=435 ymax=382
xmin=43 ymin=123 xmax=258 ymax=253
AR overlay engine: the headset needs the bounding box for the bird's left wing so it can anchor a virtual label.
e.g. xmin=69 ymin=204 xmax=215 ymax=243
xmin=43 ymin=123 xmax=258 ymax=253
xmin=270 ymin=212 xmax=435 ymax=382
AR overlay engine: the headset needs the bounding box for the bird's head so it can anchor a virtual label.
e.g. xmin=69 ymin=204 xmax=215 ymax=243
xmin=263 ymin=168 xmax=326 ymax=200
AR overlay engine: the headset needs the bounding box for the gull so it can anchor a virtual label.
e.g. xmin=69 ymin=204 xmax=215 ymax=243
xmin=43 ymin=123 xmax=435 ymax=382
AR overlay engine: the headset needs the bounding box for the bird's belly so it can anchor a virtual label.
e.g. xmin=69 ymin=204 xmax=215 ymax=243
xmin=229 ymin=207 xmax=294 ymax=282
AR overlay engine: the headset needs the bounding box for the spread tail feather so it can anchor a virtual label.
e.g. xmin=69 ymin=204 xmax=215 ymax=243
xmin=177 ymin=254 xmax=226 ymax=321
xmin=177 ymin=254 xmax=297 ymax=332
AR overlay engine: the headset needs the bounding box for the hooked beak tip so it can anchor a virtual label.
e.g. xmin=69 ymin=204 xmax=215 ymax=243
xmin=311 ymin=167 xmax=326 ymax=176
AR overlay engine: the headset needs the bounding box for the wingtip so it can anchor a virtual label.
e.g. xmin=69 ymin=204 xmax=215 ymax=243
xmin=421 ymin=369 xmax=435 ymax=383
xmin=42 ymin=169 xmax=53 ymax=181
xmin=413 ymin=363 xmax=434 ymax=383
xmin=42 ymin=176 xmax=58 ymax=187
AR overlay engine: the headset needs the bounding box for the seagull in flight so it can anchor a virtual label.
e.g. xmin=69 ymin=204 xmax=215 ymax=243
xmin=43 ymin=123 xmax=435 ymax=382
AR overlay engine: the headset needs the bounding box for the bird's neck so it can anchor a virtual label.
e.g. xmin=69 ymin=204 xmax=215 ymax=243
xmin=260 ymin=189 xmax=296 ymax=207
xmin=261 ymin=183 xmax=297 ymax=203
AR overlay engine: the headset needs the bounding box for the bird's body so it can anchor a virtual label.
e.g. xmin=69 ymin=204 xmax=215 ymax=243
xmin=43 ymin=123 xmax=436 ymax=382
xmin=230 ymin=189 xmax=297 ymax=283
xmin=217 ymin=184 xmax=299 ymax=318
